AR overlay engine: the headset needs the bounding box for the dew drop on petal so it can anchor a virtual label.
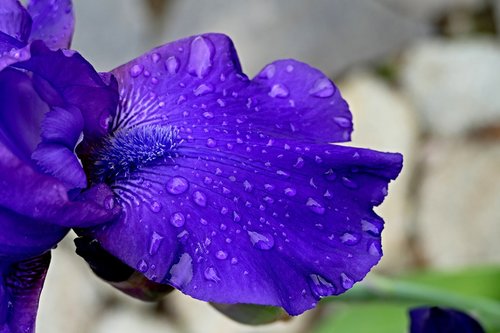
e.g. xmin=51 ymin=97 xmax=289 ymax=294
xmin=166 ymin=176 xmax=189 ymax=195
xmin=340 ymin=232 xmax=360 ymax=245
xmin=309 ymin=78 xmax=335 ymax=98
xmin=152 ymin=52 xmax=161 ymax=63
xmin=165 ymin=56 xmax=180 ymax=74
xmin=204 ymin=266 xmax=221 ymax=282
xmin=137 ymin=259 xmax=149 ymax=273
xmin=341 ymin=273 xmax=354 ymax=289
xmin=268 ymin=83 xmax=289 ymax=98
xmin=103 ymin=195 xmax=115 ymax=210
xmin=259 ymin=64 xmax=276 ymax=79
xmin=341 ymin=177 xmax=358 ymax=189
xmin=129 ymin=64 xmax=144 ymax=78
xmin=169 ymin=253 xmax=193 ymax=287
xmin=193 ymin=83 xmax=214 ymax=96
xmin=284 ymin=187 xmax=297 ymax=197
xmin=192 ymin=190 xmax=207 ymax=207
xmin=247 ymin=231 xmax=274 ymax=250
xmin=206 ymin=138 xmax=217 ymax=148
xmin=306 ymin=197 xmax=325 ymax=215
xmin=243 ymin=180 xmax=253 ymax=192
xmin=333 ymin=117 xmax=351 ymax=128
xmin=215 ymin=250 xmax=228 ymax=260
xmin=149 ymin=231 xmax=164 ymax=256
xmin=170 ymin=212 xmax=185 ymax=227
xmin=188 ymin=36 xmax=214 ymax=78
xmin=308 ymin=274 xmax=336 ymax=297
xmin=361 ymin=220 xmax=381 ymax=236
xmin=149 ymin=201 xmax=162 ymax=213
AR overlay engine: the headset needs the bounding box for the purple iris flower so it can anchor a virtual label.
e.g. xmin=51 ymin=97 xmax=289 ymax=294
xmin=1 ymin=1 xmax=119 ymax=332
xmin=1 ymin=0 xmax=403 ymax=331
xmin=410 ymin=307 xmax=486 ymax=333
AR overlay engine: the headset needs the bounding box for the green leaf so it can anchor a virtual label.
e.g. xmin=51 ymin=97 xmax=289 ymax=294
xmin=313 ymin=304 xmax=407 ymax=333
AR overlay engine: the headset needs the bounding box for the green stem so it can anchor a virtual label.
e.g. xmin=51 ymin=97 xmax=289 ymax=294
xmin=329 ymin=275 xmax=500 ymax=329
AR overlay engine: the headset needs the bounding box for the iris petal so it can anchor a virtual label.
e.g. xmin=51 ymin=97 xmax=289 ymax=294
xmin=0 ymin=0 xmax=32 ymax=43
xmin=27 ymin=0 xmax=74 ymax=50
xmin=81 ymin=33 xmax=402 ymax=314
xmin=0 ymin=252 xmax=51 ymax=333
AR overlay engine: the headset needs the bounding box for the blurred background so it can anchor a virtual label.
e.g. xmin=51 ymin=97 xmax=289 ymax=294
xmin=37 ymin=0 xmax=500 ymax=332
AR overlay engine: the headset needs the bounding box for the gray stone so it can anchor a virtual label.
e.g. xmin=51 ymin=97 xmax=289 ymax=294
xmin=401 ymin=38 xmax=500 ymax=136
xmin=339 ymin=70 xmax=420 ymax=271
xmin=378 ymin=0 xmax=486 ymax=20
xmin=415 ymin=139 xmax=500 ymax=268
xmin=71 ymin=0 xmax=151 ymax=72
xmin=37 ymin=235 xmax=111 ymax=333
xmin=158 ymin=0 xmax=427 ymax=77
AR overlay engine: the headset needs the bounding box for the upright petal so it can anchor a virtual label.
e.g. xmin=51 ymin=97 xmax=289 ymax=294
xmin=0 ymin=0 xmax=32 ymax=43
xmin=0 ymin=252 xmax=51 ymax=333
xmin=27 ymin=0 xmax=74 ymax=49
xmin=14 ymin=41 xmax=119 ymax=140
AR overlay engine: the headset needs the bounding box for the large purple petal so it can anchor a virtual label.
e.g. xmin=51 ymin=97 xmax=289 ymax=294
xmin=107 ymin=33 xmax=351 ymax=145
xmin=81 ymin=33 xmax=402 ymax=314
xmin=0 ymin=0 xmax=32 ymax=43
xmin=0 ymin=252 xmax=51 ymax=333
xmin=27 ymin=0 xmax=74 ymax=50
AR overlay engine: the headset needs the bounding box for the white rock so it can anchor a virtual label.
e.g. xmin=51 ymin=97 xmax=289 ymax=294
xmin=416 ymin=139 xmax=500 ymax=268
xmin=401 ymin=38 xmax=500 ymax=136
xmin=37 ymin=236 xmax=112 ymax=333
xmin=159 ymin=0 xmax=427 ymax=77
xmin=339 ymin=71 xmax=420 ymax=271
xmin=71 ymin=0 xmax=150 ymax=71
xmin=90 ymin=305 xmax=178 ymax=333
xmin=378 ymin=0 xmax=486 ymax=20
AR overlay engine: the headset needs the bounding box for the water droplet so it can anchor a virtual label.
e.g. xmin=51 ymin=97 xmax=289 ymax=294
xmin=309 ymin=78 xmax=335 ymax=98
xmin=170 ymin=212 xmax=185 ymax=227
xmin=220 ymin=207 xmax=228 ymax=215
xmin=103 ymin=195 xmax=115 ymax=210
xmin=259 ymin=64 xmax=276 ymax=79
xmin=193 ymin=83 xmax=214 ymax=96
xmin=215 ymin=250 xmax=228 ymax=260
xmin=165 ymin=56 xmax=179 ymax=74
xmin=152 ymin=52 xmax=161 ymax=63
xmin=341 ymin=177 xmax=358 ymax=189
xmin=192 ymin=191 xmax=207 ymax=207
xmin=149 ymin=231 xmax=164 ymax=255
xmin=169 ymin=253 xmax=193 ymax=287
xmin=233 ymin=211 xmax=241 ymax=222
xmin=286 ymin=64 xmax=294 ymax=72
xmin=325 ymin=169 xmax=337 ymax=181
xmin=284 ymin=187 xmax=296 ymax=197
xmin=202 ymin=111 xmax=214 ymax=119
xmin=188 ymin=36 xmax=214 ymax=78
xmin=166 ymin=176 xmax=189 ymax=195
xmin=231 ymin=257 xmax=238 ymax=265
xmin=361 ymin=220 xmax=381 ymax=236
xmin=137 ymin=259 xmax=149 ymax=273
xmin=243 ymin=180 xmax=253 ymax=192
xmin=264 ymin=184 xmax=275 ymax=191
xmin=203 ymin=176 xmax=213 ymax=185
xmin=129 ymin=64 xmax=144 ymax=78
xmin=293 ymin=157 xmax=304 ymax=169
xmin=368 ymin=241 xmax=381 ymax=256
xmin=204 ymin=266 xmax=221 ymax=282
xmin=341 ymin=273 xmax=354 ymax=289
xmin=276 ymin=170 xmax=290 ymax=178
xmin=206 ymin=138 xmax=216 ymax=148
xmin=306 ymin=198 xmax=325 ymax=215
xmin=268 ymin=83 xmax=289 ymax=98
xmin=334 ymin=117 xmax=351 ymax=128
xmin=247 ymin=231 xmax=274 ymax=250
xmin=340 ymin=232 xmax=360 ymax=245
xmin=149 ymin=201 xmax=162 ymax=213
xmin=309 ymin=274 xmax=336 ymax=297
